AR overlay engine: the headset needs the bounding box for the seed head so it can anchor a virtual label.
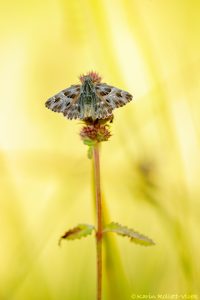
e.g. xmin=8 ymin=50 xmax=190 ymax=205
xmin=79 ymin=71 xmax=102 ymax=84
xmin=80 ymin=122 xmax=111 ymax=143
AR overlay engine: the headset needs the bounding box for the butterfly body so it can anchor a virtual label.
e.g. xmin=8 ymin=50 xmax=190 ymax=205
xmin=45 ymin=73 xmax=133 ymax=120
xmin=79 ymin=76 xmax=97 ymax=119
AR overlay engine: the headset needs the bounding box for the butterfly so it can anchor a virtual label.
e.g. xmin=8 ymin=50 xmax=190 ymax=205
xmin=45 ymin=72 xmax=133 ymax=120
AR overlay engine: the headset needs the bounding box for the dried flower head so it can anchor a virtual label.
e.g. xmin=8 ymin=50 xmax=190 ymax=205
xmin=80 ymin=123 xmax=112 ymax=143
xmin=79 ymin=71 xmax=102 ymax=84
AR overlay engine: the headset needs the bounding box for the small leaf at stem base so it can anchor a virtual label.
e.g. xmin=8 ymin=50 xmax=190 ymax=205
xmin=87 ymin=146 xmax=93 ymax=159
xmin=83 ymin=139 xmax=97 ymax=147
xmin=59 ymin=224 xmax=95 ymax=246
xmin=103 ymin=222 xmax=155 ymax=246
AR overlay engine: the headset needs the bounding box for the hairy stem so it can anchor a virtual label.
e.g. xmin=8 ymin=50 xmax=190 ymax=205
xmin=93 ymin=143 xmax=103 ymax=300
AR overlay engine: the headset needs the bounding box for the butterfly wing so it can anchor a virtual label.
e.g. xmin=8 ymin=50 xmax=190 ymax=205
xmin=94 ymin=83 xmax=133 ymax=119
xmin=45 ymin=84 xmax=82 ymax=119
xmin=45 ymin=82 xmax=133 ymax=120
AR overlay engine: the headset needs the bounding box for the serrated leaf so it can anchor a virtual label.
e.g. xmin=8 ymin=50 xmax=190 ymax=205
xmin=103 ymin=222 xmax=155 ymax=246
xmin=59 ymin=224 xmax=95 ymax=246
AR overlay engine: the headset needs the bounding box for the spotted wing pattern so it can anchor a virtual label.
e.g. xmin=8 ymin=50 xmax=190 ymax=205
xmin=94 ymin=83 xmax=133 ymax=119
xmin=45 ymin=82 xmax=133 ymax=120
xmin=45 ymin=84 xmax=82 ymax=119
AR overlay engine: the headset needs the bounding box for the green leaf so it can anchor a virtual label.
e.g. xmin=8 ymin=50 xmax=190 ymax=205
xmin=103 ymin=222 xmax=155 ymax=246
xmin=59 ymin=224 xmax=95 ymax=246
xmin=83 ymin=139 xmax=96 ymax=147
xmin=87 ymin=146 xmax=93 ymax=159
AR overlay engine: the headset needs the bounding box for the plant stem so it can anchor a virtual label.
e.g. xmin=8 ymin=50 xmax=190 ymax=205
xmin=93 ymin=143 xmax=103 ymax=300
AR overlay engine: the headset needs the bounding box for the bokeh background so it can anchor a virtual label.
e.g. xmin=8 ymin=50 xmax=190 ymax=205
xmin=0 ymin=0 xmax=200 ymax=299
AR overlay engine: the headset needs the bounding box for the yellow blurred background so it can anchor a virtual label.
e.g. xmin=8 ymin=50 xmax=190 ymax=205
xmin=0 ymin=0 xmax=200 ymax=299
